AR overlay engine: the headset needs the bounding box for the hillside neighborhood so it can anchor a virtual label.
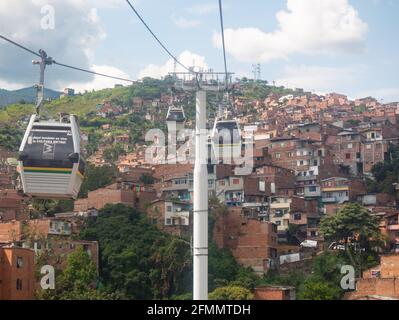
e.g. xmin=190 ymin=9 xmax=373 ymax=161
xmin=1 ymin=79 xmax=399 ymax=300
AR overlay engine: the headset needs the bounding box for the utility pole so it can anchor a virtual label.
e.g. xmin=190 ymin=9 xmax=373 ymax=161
xmin=169 ymin=71 xmax=233 ymax=300
xmin=193 ymin=89 xmax=208 ymax=300
xmin=32 ymin=49 xmax=53 ymax=115
xmin=251 ymin=63 xmax=261 ymax=81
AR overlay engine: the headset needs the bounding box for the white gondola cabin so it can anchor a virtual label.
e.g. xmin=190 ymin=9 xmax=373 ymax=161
xmin=211 ymin=119 xmax=242 ymax=163
xmin=166 ymin=106 xmax=186 ymax=132
xmin=18 ymin=114 xmax=85 ymax=199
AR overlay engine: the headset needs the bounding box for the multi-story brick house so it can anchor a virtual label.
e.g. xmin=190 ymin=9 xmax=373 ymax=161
xmin=345 ymin=255 xmax=399 ymax=300
xmin=379 ymin=211 xmax=399 ymax=253
xmin=216 ymin=176 xmax=244 ymax=207
xmin=146 ymin=199 xmax=191 ymax=237
xmin=74 ymin=182 xmax=156 ymax=213
xmin=0 ymin=189 xmax=29 ymax=222
xmin=320 ymin=177 xmax=367 ymax=205
xmin=213 ymin=207 xmax=278 ymax=274
xmin=0 ymin=245 xmax=35 ymax=300
xmin=0 ymin=219 xmax=99 ymax=273
xmin=328 ymin=130 xmax=365 ymax=175
xmin=360 ymin=127 xmax=393 ymax=174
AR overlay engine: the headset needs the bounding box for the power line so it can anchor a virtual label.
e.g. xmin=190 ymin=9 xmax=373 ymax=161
xmin=125 ymin=0 xmax=194 ymax=74
xmin=0 ymin=34 xmax=135 ymax=83
xmin=0 ymin=35 xmax=41 ymax=58
xmin=53 ymin=61 xmax=135 ymax=83
xmin=218 ymin=0 xmax=229 ymax=88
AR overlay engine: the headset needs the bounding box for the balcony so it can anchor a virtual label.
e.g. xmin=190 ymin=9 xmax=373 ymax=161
xmin=322 ymin=197 xmax=337 ymax=203
xmin=296 ymin=175 xmax=317 ymax=182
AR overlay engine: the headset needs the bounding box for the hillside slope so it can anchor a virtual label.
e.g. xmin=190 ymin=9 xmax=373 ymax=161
xmin=0 ymin=86 xmax=61 ymax=107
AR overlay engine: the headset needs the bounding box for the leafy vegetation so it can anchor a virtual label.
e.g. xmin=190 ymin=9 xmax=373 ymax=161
xmin=320 ymin=203 xmax=382 ymax=277
xmin=259 ymin=252 xmax=348 ymax=300
xmin=0 ymin=125 xmax=24 ymax=151
xmin=79 ymin=204 xmax=191 ymax=299
xmin=38 ymin=248 xmax=117 ymax=300
xmin=76 ymin=204 xmax=259 ymax=299
xmin=209 ymin=286 xmax=254 ymax=300
xmin=368 ymin=143 xmax=399 ymax=195
xmin=78 ymin=164 xmax=118 ymax=198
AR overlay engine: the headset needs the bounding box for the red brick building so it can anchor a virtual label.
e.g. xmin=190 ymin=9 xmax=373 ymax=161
xmin=346 ymin=255 xmax=399 ymax=300
xmin=0 ymin=245 xmax=35 ymax=300
xmin=254 ymin=285 xmax=296 ymax=300
xmin=0 ymin=189 xmax=29 ymax=222
xmin=213 ymin=207 xmax=278 ymax=274
xmin=74 ymin=182 xmax=156 ymax=213
xmin=146 ymin=199 xmax=191 ymax=237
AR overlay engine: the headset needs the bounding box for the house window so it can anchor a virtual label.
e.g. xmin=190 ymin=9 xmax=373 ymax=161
xmin=310 ymin=231 xmax=317 ymax=237
xmin=345 ymin=153 xmax=351 ymax=159
xmin=166 ymin=205 xmax=172 ymax=212
xmin=275 ymin=153 xmax=281 ymax=159
xmin=16 ymin=279 xmax=22 ymax=291
xmin=16 ymin=257 xmax=23 ymax=268
xmin=287 ymin=152 xmax=293 ymax=158
xmin=232 ymin=178 xmax=240 ymax=185
xmin=309 ymin=186 xmax=317 ymax=192
xmin=275 ymin=221 xmax=281 ymax=226
xmin=294 ymin=213 xmax=302 ymax=220
xmin=366 ymin=144 xmax=372 ymax=149
xmin=166 ymin=218 xmax=172 ymax=225
xmin=347 ymin=143 xmax=353 ymax=149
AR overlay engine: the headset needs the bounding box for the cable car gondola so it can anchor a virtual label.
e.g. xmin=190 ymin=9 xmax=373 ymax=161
xmin=211 ymin=118 xmax=242 ymax=162
xmin=166 ymin=106 xmax=186 ymax=123
xmin=166 ymin=105 xmax=186 ymax=132
xmin=18 ymin=114 xmax=85 ymax=200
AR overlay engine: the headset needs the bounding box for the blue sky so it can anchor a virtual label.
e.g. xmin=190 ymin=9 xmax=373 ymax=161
xmin=0 ymin=0 xmax=398 ymax=102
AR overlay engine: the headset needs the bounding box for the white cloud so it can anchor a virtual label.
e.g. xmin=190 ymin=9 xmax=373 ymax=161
xmin=355 ymin=88 xmax=399 ymax=103
xmin=138 ymin=51 xmax=209 ymax=79
xmin=275 ymin=64 xmax=365 ymax=94
xmin=173 ymin=17 xmax=201 ymax=29
xmin=65 ymin=65 xmax=132 ymax=93
xmin=213 ymin=0 xmax=368 ymax=62
xmin=0 ymin=0 xmax=108 ymax=90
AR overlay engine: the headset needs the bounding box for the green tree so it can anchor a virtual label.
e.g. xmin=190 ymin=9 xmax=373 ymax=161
xmin=209 ymin=286 xmax=254 ymax=300
xmin=298 ymin=279 xmax=341 ymax=300
xmin=79 ymin=204 xmax=191 ymax=299
xmin=320 ymin=203 xmax=382 ymax=275
xmin=78 ymin=164 xmax=118 ymax=198
xmin=369 ymin=143 xmax=399 ymax=194
xmin=37 ymin=248 xmax=115 ymax=300
xmin=320 ymin=203 xmax=381 ymax=248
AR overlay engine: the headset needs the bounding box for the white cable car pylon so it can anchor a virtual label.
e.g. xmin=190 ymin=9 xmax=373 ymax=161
xmin=18 ymin=50 xmax=85 ymax=200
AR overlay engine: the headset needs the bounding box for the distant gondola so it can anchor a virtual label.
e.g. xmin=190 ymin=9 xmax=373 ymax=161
xmin=166 ymin=106 xmax=186 ymax=123
xmin=18 ymin=114 xmax=85 ymax=199
xmin=211 ymin=118 xmax=242 ymax=162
